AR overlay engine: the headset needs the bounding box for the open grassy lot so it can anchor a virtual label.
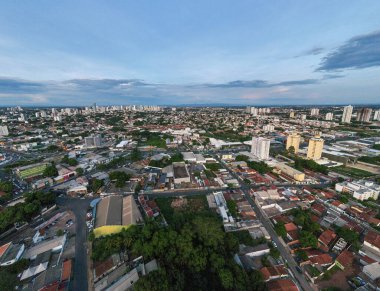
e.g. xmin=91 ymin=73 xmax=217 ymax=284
xmin=19 ymin=164 xmax=47 ymax=179
xmin=332 ymin=166 xmax=374 ymax=178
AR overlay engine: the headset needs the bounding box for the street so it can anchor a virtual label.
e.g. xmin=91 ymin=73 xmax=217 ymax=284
xmin=56 ymin=196 xmax=93 ymax=291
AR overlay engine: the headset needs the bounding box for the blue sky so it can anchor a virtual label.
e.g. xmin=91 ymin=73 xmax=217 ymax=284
xmin=0 ymin=1 xmax=380 ymax=105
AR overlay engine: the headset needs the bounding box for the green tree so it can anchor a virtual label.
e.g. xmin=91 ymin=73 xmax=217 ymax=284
xmin=43 ymin=164 xmax=58 ymax=177
xmin=274 ymin=222 xmax=287 ymax=238
xmin=300 ymin=231 xmax=318 ymax=248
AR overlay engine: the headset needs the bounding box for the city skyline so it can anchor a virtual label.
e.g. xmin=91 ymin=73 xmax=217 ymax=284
xmin=1 ymin=1 xmax=380 ymax=105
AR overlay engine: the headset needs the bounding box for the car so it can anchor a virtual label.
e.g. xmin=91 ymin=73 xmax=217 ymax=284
xmin=296 ymin=266 xmax=302 ymax=273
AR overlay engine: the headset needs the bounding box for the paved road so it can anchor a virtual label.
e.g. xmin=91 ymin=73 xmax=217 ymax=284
xmin=215 ymin=156 xmax=315 ymax=291
xmin=57 ymin=197 xmax=93 ymax=291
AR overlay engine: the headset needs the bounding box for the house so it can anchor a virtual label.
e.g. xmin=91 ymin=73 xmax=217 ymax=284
xmin=260 ymin=265 xmax=288 ymax=281
xmin=362 ymin=262 xmax=380 ymax=281
xmin=362 ymin=231 xmax=380 ymax=260
xmin=309 ymin=253 xmax=333 ymax=267
xmin=335 ymin=250 xmax=354 ymax=270
xmin=0 ymin=242 xmax=25 ymax=266
xmin=318 ymin=229 xmax=337 ymax=251
xmin=239 ymin=244 xmax=270 ymax=257
xmin=266 ymin=278 xmax=298 ymax=291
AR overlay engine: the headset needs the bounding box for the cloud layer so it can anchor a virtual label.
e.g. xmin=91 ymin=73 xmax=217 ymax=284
xmin=318 ymin=30 xmax=380 ymax=71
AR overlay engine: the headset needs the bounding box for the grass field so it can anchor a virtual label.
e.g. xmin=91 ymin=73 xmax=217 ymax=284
xmin=332 ymin=166 xmax=374 ymax=178
xmin=19 ymin=164 xmax=48 ymax=179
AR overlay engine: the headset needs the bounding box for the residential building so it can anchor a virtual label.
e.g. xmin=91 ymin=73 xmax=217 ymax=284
xmin=342 ymin=105 xmax=353 ymax=123
xmin=374 ymin=110 xmax=380 ymax=121
xmin=85 ymin=135 xmax=102 ymax=148
xmin=310 ymin=108 xmax=319 ymax=116
xmin=363 ymin=262 xmax=380 ymax=281
xmin=0 ymin=125 xmax=9 ymax=136
xmin=357 ymin=108 xmax=373 ymax=122
xmin=286 ymin=133 xmax=301 ymax=153
xmin=335 ymin=180 xmax=380 ymax=201
xmin=307 ymin=135 xmax=324 ymax=160
xmin=251 ymin=137 xmax=270 ymax=160
xmin=325 ymin=112 xmax=333 ymax=120
xmin=263 ymin=124 xmax=274 ymax=132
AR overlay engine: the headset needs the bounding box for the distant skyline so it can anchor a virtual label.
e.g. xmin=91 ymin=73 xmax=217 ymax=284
xmin=1 ymin=1 xmax=380 ymax=106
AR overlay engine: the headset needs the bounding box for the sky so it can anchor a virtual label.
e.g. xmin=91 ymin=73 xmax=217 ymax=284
xmin=0 ymin=0 xmax=380 ymax=106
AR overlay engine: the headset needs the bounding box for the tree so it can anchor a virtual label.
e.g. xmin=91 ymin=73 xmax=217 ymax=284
xmin=130 ymin=148 xmax=142 ymax=162
xmin=91 ymin=179 xmax=103 ymax=193
xmin=56 ymin=229 xmax=64 ymax=236
xmin=76 ymin=167 xmax=84 ymax=176
xmin=288 ymin=146 xmax=295 ymax=154
xmin=299 ymin=231 xmax=318 ymax=248
xmin=43 ymin=164 xmax=58 ymax=177
xmin=274 ymin=222 xmax=287 ymax=238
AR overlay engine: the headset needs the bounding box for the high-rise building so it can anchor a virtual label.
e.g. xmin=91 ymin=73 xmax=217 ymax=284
xmin=307 ymin=135 xmax=324 ymax=160
xmin=342 ymin=105 xmax=353 ymax=123
xmin=357 ymin=108 xmax=372 ymax=123
xmin=85 ymin=135 xmax=102 ymax=148
xmin=0 ymin=126 xmax=9 ymax=136
xmin=310 ymin=108 xmax=319 ymax=116
xmin=289 ymin=111 xmax=295 ymax=118
xmin=251 ymin=137 xmax=270 ymax=160
xmin=249 ymin=107 xmax=258 ymax=116
xmin=301 ymin=114 xmax=307 ymax=120
xmin=374 ymin=110 xmax=380 ymax=121
xmin=286 ymin=133 xmax=301 ymax=153
xmin=263 ymin=124 xmax=274 ymax=132
xmin=325 ymin=112 xmax=333 ymax=121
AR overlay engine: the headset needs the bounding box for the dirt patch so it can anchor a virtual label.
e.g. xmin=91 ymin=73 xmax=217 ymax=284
xmin=317 ymin=264 xmax=360 ymax=291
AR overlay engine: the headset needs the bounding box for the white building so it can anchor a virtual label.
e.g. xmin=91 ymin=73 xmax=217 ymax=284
xmin=311 ymin=108 xmax=319 ymax=116
xmin=263 ymin=124 xmax=275 ymax=132
xmin=0 ymin=125 xmax=9 ymax=136
xmin=325 ymin=112 xmax=333 ymax=121
xmin=374 ymin=110 xmax=380 ymax=121
xmin=251 ymin=137 xmax=270 ymax=160
xmin=335 ymin=180 xmax=380 ymax=201
xmin=342 ymin=105 xmax=353 ymax=123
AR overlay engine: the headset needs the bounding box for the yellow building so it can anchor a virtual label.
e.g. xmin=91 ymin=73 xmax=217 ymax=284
xmin=286 ymin=133 xmax=301 ymax=153
xmin=274 ymin=162 xmax=305 ymax=182
xmin=307 ymin=136 xmax=324 ymax=160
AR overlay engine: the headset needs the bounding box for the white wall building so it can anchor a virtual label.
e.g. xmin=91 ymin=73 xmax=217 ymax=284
xmin=251 ymin=137 xmax=270 ymax=160
xmin=342 ymin=105 xmax=353 ymax=123
xmin=325 ymin=112 xmax=333 ymax=121
xmin=0 ymin=125 xmax=9 ymax=136
xmin=335 ymin=180 xmax=380 ymax=201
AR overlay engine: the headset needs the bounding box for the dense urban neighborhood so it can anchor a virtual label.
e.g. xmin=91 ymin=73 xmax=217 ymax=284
xmin=0 ymin=105 xmax=380 ymax=291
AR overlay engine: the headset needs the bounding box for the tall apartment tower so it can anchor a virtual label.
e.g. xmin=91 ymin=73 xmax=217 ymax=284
xmin=342 ymin=105 xmax=353 ymax=123
xmin=310 ymin=108 xmax=319 ymax=116
xmin=286 ymin=133 xmax=301 ymax=153
xmin=289 ymin=111 xmax=295 ymax=118
xmin=374 ymin=110 xmax=380 ymax=121
xmin=0 ymin=126 xmax=9 ymax=136
xmin=251 ymin=137 xmax=270 ymax=160
xmin=357 ymin=108 xmax=372 ymax=123
xmin=325 ymin=112 xmax=333 ymax=121
xmin=307 ymin=135 xmax=324 ymax=160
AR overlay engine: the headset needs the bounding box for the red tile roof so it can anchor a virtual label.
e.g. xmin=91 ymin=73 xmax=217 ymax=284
xmin=267 ymin=279 xmax=298 ymax=291
xmin=336 ymin=250 xmax=354 ymax=268
xmin=364 ymin=231 xmax=380 ymax=249
xmin=285 ymin=223 xmax=298 ymax=232
xmin=309 ymin=254 xmax=333 ymax=266
xmin=318 ymin=229 xmax=337 ymax=247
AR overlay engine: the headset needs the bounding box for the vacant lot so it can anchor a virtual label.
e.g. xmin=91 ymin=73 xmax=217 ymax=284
xmin=332 ymin=166 xmax=374 ymax=178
